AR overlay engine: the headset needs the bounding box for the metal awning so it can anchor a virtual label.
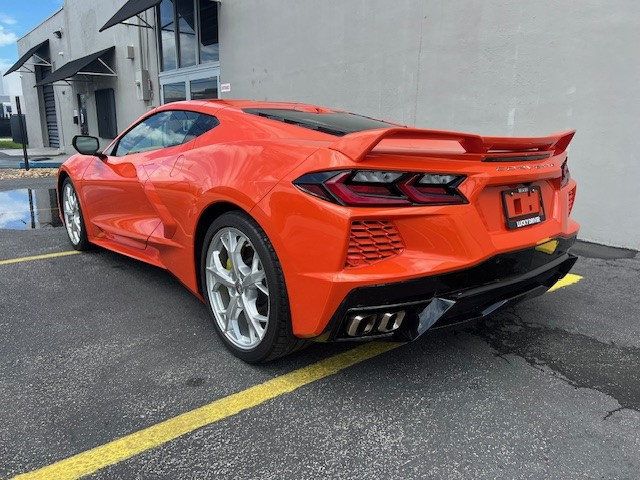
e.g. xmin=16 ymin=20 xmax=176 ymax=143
xmin=3 ymin=39 xmax=51 ymax=76
xmin=100 ymin=0 xmax=220 ymax=32
xmin=99 ymin=0 xmax=161 ymax=31
xmin=36 ymin=47 xmax=116 ymax=86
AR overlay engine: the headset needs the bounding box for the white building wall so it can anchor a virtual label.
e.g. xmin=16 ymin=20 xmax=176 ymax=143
xmin=218 ymin=0 xmax=640 ymax=249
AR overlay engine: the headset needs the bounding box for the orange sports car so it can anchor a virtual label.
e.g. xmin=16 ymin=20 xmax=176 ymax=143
xmin=59 ymin=100 xmax=579 ymax=362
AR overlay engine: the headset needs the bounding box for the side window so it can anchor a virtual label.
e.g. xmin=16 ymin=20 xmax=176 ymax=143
xmin=114 ymin=112 xmax=172 ymax=156
xmin=184 ymin=112 xmax=219 ymax=142
xmin=114 ymin=110 xmax=219 ymax=157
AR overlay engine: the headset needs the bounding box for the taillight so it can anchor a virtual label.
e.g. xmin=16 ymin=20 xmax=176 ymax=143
xmin=561 ymin=159 xmax=571 ymax=187
xmin=293 ymin=170 xmax=466 ymax=207
xmin=325 ymin=171 xmax=409 ymax=206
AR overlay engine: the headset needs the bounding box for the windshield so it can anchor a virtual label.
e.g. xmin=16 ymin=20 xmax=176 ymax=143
xmin=243 ymin=108 xmax=397 ymax=136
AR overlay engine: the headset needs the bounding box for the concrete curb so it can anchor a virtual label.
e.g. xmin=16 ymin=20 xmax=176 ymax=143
xmin=18 ymin=161 xmax=63 ymax=169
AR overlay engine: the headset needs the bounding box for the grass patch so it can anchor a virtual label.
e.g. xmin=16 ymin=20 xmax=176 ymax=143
xmin=0 ymin=139 xmax=26 ymax=149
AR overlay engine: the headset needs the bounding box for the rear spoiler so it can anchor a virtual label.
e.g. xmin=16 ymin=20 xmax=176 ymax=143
xmin=328 ymin=128 xmax=575 ymax=162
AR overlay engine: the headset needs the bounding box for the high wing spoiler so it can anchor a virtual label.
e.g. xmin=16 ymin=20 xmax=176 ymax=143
xmin=328 ymin=128 xmax=576 ymax=162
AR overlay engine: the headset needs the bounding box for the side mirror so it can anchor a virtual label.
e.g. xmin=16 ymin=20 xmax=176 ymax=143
xmin=72 ymin=135 xmax=104 ymax=158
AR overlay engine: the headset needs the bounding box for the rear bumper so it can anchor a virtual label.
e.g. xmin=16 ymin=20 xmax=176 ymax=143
xmin=314 ymin=236 xmax=577 ymax=341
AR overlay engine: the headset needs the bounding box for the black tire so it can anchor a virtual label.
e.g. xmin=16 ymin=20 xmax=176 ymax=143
xmin=200 ymin=211 xmax=306 ymax=363
xmin=61 ymin=177 xmax=91 ymax=251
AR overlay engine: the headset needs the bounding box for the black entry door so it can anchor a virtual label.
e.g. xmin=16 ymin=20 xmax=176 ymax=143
xmin=77 ymin=94 xmax=89 ymax=135
xmin=95 ymin=88 xmax=118 ymax=139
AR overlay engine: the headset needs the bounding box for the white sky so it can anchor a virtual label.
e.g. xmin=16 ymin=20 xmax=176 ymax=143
xmin=2 ymin=70 xmax=23 ymax=97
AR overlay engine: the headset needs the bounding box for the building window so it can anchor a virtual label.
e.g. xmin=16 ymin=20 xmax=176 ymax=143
xmin=163 ymin=82 xmax=187 ymax=103
xmin=158 ymin=0 xmax=219 ymax=72
xmin=177 ymin=0 xmax=196 ymax=68
xmin=159 ymin=0 xmax=177 ymax=70
xmin=199 ymin=0 xmax=219 ymax=63
xmin=190 ymin=77 xmax=218 ymax=100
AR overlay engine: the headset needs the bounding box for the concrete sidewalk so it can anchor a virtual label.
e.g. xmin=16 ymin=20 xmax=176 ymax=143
xmin=0 ymin=153 xmax=68 ymax=169
xmin=0 ymin=147 xmax=64 ymax=157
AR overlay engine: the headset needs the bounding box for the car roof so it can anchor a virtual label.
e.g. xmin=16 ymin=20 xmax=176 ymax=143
xmin=155 ymin=99 xmax=337 ymax=115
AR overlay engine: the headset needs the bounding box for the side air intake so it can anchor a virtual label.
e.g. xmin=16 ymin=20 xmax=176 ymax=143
xmin=346 ymin=220 xmax=404 ymax=267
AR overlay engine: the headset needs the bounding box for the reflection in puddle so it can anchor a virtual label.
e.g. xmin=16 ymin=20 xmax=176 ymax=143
xmin=0 ymin=188 xmax=63 ymax=230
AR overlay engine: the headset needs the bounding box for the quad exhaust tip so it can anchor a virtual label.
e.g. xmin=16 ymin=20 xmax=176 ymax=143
xmin=345 ymin=310 xmax=406 ymax=337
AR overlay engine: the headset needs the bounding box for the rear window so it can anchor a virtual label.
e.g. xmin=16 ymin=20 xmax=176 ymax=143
xmin=243 ymin=108 xmax=396 ymax=136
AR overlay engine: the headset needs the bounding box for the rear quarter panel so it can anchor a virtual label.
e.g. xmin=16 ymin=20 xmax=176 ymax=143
xmin=146 ymin=117 xmax=326 ymax=295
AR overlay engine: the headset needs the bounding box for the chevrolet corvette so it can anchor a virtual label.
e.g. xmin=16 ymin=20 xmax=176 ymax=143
xmin=59 ymin=100 xmax=578 ymax=362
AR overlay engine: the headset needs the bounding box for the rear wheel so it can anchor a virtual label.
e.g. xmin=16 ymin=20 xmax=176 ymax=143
xmin=61 ymin=178 xmax=90 ymax=251
xmin=200 ymin=212 xmax=305 ymax=363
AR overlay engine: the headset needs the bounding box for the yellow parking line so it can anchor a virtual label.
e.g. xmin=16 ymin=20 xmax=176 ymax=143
xmin=11 ymin=270 xmax=582 ymax=480
xmin=547 ymin=273 xmax=583 ymax=292
xmin=0 ymin=250 xmax=80 ymax=266
xmin=13 ymin=342 xmax=400 ymax=480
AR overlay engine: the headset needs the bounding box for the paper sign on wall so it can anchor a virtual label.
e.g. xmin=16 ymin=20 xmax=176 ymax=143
xmin=220 ymin=83 xmax=231 ymax=93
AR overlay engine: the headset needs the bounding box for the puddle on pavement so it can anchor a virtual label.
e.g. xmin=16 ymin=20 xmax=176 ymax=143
xmin=0 ymin=188 xmax=63 ymax=230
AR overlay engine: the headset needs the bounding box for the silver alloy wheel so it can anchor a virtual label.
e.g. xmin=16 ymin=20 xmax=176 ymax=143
xmin=205 ymin=227 xmax=270 ymax=350
xmin=63 ymin=182 xmax=82 ymax=245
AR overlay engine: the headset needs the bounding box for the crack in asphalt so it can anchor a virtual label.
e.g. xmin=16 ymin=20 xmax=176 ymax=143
xmin=471 ymin=309 xmax=640 ymax=420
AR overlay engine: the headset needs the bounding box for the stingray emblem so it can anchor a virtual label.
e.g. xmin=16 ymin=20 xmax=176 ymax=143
xmin=496 ymin=163 xmax=555 ymax=171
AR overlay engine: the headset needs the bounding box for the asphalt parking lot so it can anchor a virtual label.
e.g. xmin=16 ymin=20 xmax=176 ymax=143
xmin=1 ymin=176 xmax=639 ymax=479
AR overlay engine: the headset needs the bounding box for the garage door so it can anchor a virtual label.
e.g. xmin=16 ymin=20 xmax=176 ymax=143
xmin=42 ymin=84 xmax=59 ymax=148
